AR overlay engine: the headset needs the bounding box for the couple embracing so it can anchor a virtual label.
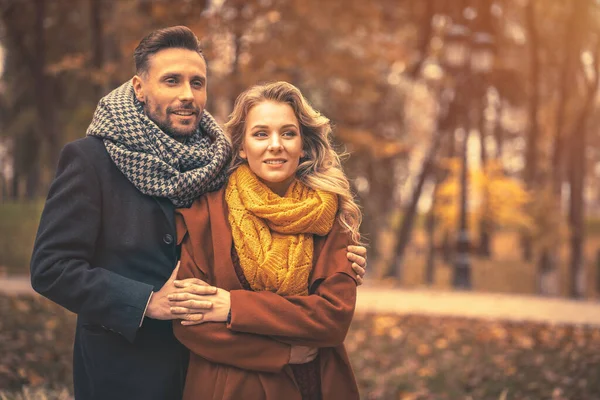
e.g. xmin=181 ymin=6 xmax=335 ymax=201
xmin=31 ymin=26 xmax=366 ymax=400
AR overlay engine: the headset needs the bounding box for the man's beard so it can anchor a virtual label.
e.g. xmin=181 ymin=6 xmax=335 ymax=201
xmin=143 ymin=102 xmax=200 ymax=141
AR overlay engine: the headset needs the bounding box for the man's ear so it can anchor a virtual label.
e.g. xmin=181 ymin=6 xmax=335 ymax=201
xmin=132 ymin=75 xmax=145 ymax=103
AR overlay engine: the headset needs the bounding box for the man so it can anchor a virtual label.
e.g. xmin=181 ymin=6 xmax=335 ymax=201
xmin=30 ymin=26 xmax=367 ymax=400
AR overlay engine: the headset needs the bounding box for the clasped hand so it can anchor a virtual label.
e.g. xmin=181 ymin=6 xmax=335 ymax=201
xmin=145 ymin=262 xmax=230 ymax=326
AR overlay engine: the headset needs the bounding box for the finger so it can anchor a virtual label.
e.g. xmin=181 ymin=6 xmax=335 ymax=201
xmin=351 ymin=262 xmax=365 ymax=277
xmin=170 ymin=306 xmax=203 ymax=315
xmin=179 ymin=312 xmax=206 ymax=322
xmin=356 ymin=275 xmax=364 ymax=286
xmin=181 ymin=319 xmax=205 ymax=326
xmin=346 ymin=252 xmax=366 ymax=267
xmin=169 ymin=300 xmax=213 ymax=310
xmin=186 ymin=284 xmax=218 ymax=295
xmin=173 ymin=277 xmax=210 ymax=287
xmin=167 ymin=261 xmax=181 ymax=282
xmin=168 ymin=292 xmax=216 ymax=302
xmin=347 ymin=245 xmax=367 ymax=258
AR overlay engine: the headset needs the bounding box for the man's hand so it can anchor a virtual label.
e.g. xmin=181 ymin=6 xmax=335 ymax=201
xmin=146 ymin=262 xmax=216 ymax=320
xmin=347 ymin=245 xmax=367 ymax=285
xmin=289 ymin=345 xmax=318 ymax=364
xmin=170 ymin=283 xmax=231 ymax=326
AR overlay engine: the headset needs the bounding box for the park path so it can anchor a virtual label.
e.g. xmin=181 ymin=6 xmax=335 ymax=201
xmin=2 ymin=275 xmax=600 ymax=326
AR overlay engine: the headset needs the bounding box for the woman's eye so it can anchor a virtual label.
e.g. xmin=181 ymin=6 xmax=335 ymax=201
xmin=253 ymin=131 xmax=267 ymax=137
xmin=283 ymin=131 xmax=297 ymax=137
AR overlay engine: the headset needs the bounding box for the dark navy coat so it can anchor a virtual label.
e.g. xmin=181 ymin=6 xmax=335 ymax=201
xmin=31 ymin=136 xmax=188 ymax=400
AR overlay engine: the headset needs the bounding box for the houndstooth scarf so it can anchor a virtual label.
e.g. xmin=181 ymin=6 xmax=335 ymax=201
xmin=86 ymin=80 xmax=231 ymax=207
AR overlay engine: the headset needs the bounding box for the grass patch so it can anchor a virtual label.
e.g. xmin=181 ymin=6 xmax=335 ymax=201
xmin=0 ymin=201 xmax=44 ymax=274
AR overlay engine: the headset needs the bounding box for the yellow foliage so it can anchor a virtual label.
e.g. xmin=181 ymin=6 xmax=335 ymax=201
xmin=435 ymin=159 xmax=534 ymax=235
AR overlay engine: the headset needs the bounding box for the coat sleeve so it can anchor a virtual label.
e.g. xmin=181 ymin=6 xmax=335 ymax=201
xmin=173 ymin=216 xmax=292 ymax=373
xmin=227 ymin=224 xmax=357 ymax=348
xmin=30 ymin=141 xmax=154 ymax=343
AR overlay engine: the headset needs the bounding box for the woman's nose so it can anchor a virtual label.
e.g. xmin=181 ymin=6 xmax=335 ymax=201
xmin=268 ymin=135 xmax=283 ymax=151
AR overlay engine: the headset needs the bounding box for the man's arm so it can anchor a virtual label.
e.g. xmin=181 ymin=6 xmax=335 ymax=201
xmin=347 ymin=245 xmax=367 ymax=285
xmin=30 ymin=142 xmax=155 ymax=343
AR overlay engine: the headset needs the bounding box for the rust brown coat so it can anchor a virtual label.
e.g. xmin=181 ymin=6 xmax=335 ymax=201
xmin=174 ymin=188 xmax=359 ymax=400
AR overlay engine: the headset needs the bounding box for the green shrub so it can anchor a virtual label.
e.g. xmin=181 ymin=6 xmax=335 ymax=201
xmin=0 ymin=201 xmax=44 ymax=274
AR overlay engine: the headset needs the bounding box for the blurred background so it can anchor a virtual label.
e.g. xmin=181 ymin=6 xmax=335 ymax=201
xmin=3 ymin=0 xmax=600 ymax=398
xmin=3 ymin=0 xmax=600 ymax=299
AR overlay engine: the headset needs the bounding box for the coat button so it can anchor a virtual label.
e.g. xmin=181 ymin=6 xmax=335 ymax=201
xmin=163 ymin=234 xmax=174 ymax=245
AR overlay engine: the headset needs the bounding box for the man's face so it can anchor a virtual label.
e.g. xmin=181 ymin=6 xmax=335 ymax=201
xmin=132 ymin=48 xmax=207 ymax=139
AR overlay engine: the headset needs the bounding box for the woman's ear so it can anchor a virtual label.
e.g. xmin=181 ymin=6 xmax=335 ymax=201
xmin=239 ymin=147 xmax=247 ymax=159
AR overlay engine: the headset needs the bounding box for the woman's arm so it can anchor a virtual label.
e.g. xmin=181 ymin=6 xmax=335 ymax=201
xmin=228 ymin=272 xmax=356 ymax=348
xmin=173 ymin=234 xmax=293 ymax=373
xmin=227 ymin=224 xmax=357 ymax=348
xmin=173 ymin=320 xmax=292 ymax=373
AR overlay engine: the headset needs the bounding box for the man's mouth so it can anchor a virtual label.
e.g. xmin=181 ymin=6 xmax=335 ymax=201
xmin=172 ymin=110 xmax=196 ymax=116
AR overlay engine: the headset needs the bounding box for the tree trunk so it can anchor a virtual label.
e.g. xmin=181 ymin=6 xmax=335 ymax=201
xmin=386 ymin=130 xmax=443 ymax=279
xmin=493 ymin=99 xmax=504 ymax=160
xmin=478 ymin=95 xmax=492 ymax=257
xmin=34 ymin=0 xmax=59 ymax=183
xmin=550 ymin=1 xmax=581 ymax=196
xmin=407 ymin=0 xmax=436 ymax=78
xmin=538 ymin=0 xmax=584 ymax=295
xmin=568 ymin=138 xmax=586 ymax=298
xmin=521 ymin=0 xmax=540 ymax=263
xmin=90 ymin=0 xmax=106 ymax=99
xmin=425 ymin=176 xmax=443 ymax=285
xmin=566 ymin=34 xmax=599 ymax=298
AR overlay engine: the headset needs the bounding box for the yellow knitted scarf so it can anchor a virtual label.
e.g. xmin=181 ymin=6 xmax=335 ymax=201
xmin=226 ymin=164 xmax=338 ymax=296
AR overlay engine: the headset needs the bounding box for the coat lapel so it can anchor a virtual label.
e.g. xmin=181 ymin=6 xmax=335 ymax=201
xmin=207 ymin=190 xmax=244 ymax=291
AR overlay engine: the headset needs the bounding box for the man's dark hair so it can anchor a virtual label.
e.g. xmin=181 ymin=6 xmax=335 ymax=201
xmin=134 ymin=26 xmax=204 ymax=75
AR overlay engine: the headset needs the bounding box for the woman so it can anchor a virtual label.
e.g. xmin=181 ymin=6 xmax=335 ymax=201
xmin=173 ymin=81 xmax=362 ymax=400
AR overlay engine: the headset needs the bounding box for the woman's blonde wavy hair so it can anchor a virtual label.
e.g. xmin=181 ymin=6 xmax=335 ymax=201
xmin=224 ymin=81 xmax=362 ymax=244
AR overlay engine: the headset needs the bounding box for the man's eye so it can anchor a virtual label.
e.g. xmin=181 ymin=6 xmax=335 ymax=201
xmin=165 ymin=78 xmax=177 ymax=84
xmin=192 ymin=81 xmax=204 ymax=88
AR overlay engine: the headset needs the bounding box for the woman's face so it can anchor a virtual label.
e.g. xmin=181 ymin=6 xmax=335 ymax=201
xmin=240 ymin=101 xmax=305 ymax=196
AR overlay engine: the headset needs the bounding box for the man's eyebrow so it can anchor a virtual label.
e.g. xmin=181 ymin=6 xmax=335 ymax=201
xmin=160 ymin=73 xmax=206 ymax=81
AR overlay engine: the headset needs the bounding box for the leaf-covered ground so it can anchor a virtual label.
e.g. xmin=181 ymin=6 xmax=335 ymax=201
xmin=2 ymin=294 xmax=600 ymax=400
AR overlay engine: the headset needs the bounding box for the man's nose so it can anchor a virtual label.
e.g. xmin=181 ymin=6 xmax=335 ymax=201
xmin=178 ymin=83 xmax=194 ymax=101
